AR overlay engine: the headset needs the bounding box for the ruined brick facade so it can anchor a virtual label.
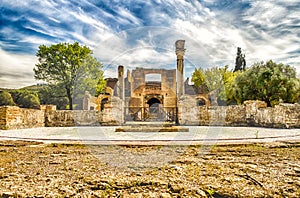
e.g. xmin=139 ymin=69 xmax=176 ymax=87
xmin=83 ymin=40 xmax=209 ymax=122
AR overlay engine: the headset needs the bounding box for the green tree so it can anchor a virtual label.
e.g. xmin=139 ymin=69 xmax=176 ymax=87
xmin=0 ymin=90 xmax=15 ymax=106
xmin=10 ymin=90 xmax=40 ymax=109
xmin=37 ymin=85 xmax=68 ymax=110
xmin=221 ymin=70 xmax=241 ymax=105
xmin=233 ymin=60 xmax=300 ymax=106
xmin=192 ymin=66 xmax=237 ymax=105
xmin=95 ymin=77 xmax=107 ymax=96
xmin=191 ymin=68 xmax=205 ymax=87
xmin=34 ymin=42 xmax=105 ymax=110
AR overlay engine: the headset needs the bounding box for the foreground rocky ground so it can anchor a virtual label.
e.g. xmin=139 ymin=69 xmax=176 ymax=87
xmin=0 ymin=140 xmax=299 ymax=197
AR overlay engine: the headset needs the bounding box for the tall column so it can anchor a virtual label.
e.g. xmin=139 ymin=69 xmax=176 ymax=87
xmin=117 ymin=65 xmax=125 ymax=124
xmin=118 ymin=65 xmax=124 ymax=100
xmin=175 ymin=40 xmax=185 ymax=97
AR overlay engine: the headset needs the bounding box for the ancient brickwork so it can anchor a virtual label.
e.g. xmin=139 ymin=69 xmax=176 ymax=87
xmin=0 ymin=101 xmax=123 ymax=129
xmin=0 ymin=106 xmax=44 ymax=130
xmin=46 ymin=98 xmax=123 ymax=127
xmin=99 ymin=97 xmax=123 ymax=126
xmin=254 ymin=103 xmax=300 ymax=128
xmin=178 ymin=100 xmax=300 ymax=128
xmin=45 ymin=110 xmax=101 ymax=127
xmin=0 ymin=107 xmax=7 ymax=129
xmin=0 ymin=100 xmax=299 ymax=129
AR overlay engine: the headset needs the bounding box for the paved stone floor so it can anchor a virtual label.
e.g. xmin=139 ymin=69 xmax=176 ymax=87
xmin=0 ymin=126 xmax=299 ymax=145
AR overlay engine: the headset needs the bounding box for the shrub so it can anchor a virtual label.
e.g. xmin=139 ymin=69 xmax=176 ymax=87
xmin=0 ymin=90 xmax=15 ymax=106
xmin=10 ymin=90 xmax=40 ymax=109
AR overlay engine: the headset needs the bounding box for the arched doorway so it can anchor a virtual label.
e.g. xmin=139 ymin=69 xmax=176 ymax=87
xmin=197 ymin=98 xmax=206 ymax=106
xmin=147 ymin=98 xmax=161 ymax=112
xmin=146 ymin=97 xmax=162 ymax=120
xmin=100 ymin=98 xmax=109 ymax=111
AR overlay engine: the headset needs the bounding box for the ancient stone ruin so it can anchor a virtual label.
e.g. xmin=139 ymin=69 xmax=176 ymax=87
xmin=0 ymin=41 xmax=299 ymax=129
xmin=83 ymin=40 xmax=209 ymax=123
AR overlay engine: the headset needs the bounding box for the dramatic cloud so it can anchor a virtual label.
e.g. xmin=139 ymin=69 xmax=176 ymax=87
xmin=0 ymin=0 xmax=299 ymax=88
xmin=0 ymin=49 xmax=37 ymax=88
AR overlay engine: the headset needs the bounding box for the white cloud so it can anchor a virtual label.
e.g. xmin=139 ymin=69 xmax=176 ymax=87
xmin=1 ymin=0 xmax=300 ymax=88
xmin=0 ymin=48 xmax=37 ymax=88
xmin=116 ymin=7 xmax=142 ymax=26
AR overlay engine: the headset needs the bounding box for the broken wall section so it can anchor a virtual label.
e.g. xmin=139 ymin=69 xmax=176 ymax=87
xmin=0 ymin=106 xmax=45 ymax=130
xmin=178 ymin=100 xmax=300 ymax=128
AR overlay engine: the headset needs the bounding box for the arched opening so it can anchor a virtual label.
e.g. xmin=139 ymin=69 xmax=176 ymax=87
xmin=147 ymin=98 xmax=161 ymax=115
xmin=197 ymin=98 xmax=206 ymax=106
xmin=100 ymin=98 xmax=109 ymax=111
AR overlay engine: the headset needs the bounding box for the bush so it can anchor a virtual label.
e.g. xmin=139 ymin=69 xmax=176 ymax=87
xmin=38 ymin=86 xmax=68 ymax=110
xmin=10 ymin=90 xmax=40 ymax=109
xmin=0 ymin=90 xmax=15 ymax=106
xmin=233 ymin=60 xmax=300 ymax=106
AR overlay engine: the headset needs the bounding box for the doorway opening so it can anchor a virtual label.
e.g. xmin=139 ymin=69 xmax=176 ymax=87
xmin=146 ymin=97 xmax=162 ymax=120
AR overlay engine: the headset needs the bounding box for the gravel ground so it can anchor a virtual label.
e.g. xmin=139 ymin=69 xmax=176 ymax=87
xmin=0 ymin=140 xmax=299 ymax=197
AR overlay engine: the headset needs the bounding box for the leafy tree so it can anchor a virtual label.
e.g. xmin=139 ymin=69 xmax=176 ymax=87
xmin=37 ymin=85 xmax=68 ymax=110
xmin=95 ymin=77 xmax=107 ymax=96
xmin=192 ymin=66 xmax=237 ymax=105
xmin=10 ymin=90 xmax=40 ymax=109
xmin=221 ymin=70 xmax=241 ymax=105
xmin=233 ymin=60 xmax=300 ymax=106
xmin=0 ymin=90 xmax=15 ymax=106
xmin=191 ymin=68 xmax=205 ymax=88
xmin=34 ymin=42 xmax=105 ymax=110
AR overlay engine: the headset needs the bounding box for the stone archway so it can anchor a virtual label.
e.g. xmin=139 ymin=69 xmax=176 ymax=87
xmin=147 ymin=97 xmax=161 ymax=114
xmin=144 ymin=96 xmax=164 ymax=121
xmin=196 ymin=95 xmax=210 ymax=107
xmin=100 ymin=98 xmax=109 ymax=111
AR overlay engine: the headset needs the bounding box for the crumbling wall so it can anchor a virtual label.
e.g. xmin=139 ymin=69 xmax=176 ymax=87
xmin=99 ymin=97 xmax=123 ymax=126
xmin=0 ymin=101 xmax=299 ymax=130
xmin=45 ymin=97 xmax=124 ymax=127
xmin=255 ymin=103 xmax=300 ymax=128
xmin=178 ymin=96 xmax=199 ymax=125
xmin=0 ymin=107 xmax=7 ymax=129
xmin=178 ymin=100 xmax=300 ymax=128
xmin=0 ymin=106 xmax=44 ymax=130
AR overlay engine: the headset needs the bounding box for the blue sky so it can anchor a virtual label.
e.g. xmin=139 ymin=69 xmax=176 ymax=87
xmin=0 ymin=0 xmax=299 ymax=88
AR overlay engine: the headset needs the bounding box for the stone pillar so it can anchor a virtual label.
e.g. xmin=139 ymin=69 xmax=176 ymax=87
xmin=175 ymin=40 xmax=185 ymax=97
xmin=83 ymin=91 xmax=90 ymax=110
xmin=118 ymin=65 xmax=125 ymax=124
xmin=118 ymin=65 xmax=125 ymax=100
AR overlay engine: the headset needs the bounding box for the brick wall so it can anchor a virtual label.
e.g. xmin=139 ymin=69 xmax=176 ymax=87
xmin=0 ymin=100 xmax=299 ymax=130
xmin=178 ymin=99 xmax=300 ymax=128
xmin=0 ymin=106 xmax=44 ymax=130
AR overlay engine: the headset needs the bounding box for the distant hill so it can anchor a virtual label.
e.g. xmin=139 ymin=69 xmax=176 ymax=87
xmin=0 ymin=84 xmax=47 ymax=92
xmin=20 ymin=84 xmax=47 ymax=91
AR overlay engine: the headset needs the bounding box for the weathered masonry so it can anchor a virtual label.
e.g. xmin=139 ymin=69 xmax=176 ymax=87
xmin=1 ymin=40 xmax=299 ymax=130
xmin=0 ymin=101 xmax=299 ymax=130
xmin=83 ymin=40 xmax=209 ymax=123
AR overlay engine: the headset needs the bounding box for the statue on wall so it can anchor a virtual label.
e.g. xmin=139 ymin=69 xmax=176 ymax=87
xmin=234 ymin=47 xmax=246 ymax=72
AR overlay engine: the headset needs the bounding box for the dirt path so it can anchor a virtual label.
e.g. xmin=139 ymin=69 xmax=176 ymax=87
xmin=0 ymin=140 xmax=299 ymax=197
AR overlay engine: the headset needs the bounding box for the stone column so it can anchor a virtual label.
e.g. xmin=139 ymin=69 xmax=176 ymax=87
xmin=118 ymin=65 xmax=125 ymax=124
xmin=118 ymin=65 xmax=125 ymax=100
xmin=175 ymin=40 xmax=185 ymax=97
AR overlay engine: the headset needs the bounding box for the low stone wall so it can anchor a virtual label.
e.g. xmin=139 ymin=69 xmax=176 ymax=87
xmin=181 ymin=105 xmax=247 ymax=126
xmin=45 ymin=97 xmax=124 ymax=127
xmin=254 ymin=103 xmax=300 ymax=128
xmin=0 ymin=104 xmax=123 ymax=129
xmin=179 ymin=99 xmax=300 ymax=128
xmin=0 ymin=107 xmax=7 ymax=129
xmin=45 ymin=110 xmax=122 ymax=127
xmin=0 ymin=100 xmax=299 ymax=130
xmin=0 ymin=106 xmax=45 ymax=130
